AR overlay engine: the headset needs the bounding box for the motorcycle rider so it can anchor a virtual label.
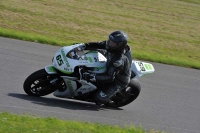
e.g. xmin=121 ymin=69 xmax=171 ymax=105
xmin=79 ymin=30 xmax=132 ymax=104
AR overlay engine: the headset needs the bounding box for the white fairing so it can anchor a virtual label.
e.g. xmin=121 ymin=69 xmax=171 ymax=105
xmin=131 ymin=60 xmax=155 ymax=77
xmin=53 ymin=79 xmax=97 ymax=97
xmin=52 ymin=44 xmax=107 ymax=98
xmin=52 ymin=43 xmax=107 ymax=74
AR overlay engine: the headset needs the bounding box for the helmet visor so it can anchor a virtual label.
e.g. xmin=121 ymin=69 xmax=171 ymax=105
xmin=107 ymin=39 xmax=118 ymax=49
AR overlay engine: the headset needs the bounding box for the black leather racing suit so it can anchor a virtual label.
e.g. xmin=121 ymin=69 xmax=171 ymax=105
xmin=85 ymin=41 xmax=132 ymax=103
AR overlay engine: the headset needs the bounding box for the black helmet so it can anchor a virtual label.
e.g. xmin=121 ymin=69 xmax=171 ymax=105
xmin=106 ymin=30 xmax=128 ymax=52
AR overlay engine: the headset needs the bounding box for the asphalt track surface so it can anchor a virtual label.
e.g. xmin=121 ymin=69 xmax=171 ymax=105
xmin=0 ymin=37 xmax=200 ymax=133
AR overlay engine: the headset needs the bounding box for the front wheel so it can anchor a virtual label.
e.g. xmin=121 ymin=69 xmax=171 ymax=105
xmin=104 ymin=79 xmax=141 ymax=108
xmin=23 ymin=69 xmax=64 ymax=97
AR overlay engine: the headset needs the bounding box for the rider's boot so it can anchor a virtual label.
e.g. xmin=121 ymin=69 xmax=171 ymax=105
xmin=94 ymin=84 xmax=121 ymax=105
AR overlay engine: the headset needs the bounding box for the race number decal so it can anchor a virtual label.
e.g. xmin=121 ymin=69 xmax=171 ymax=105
xmin=56 ymin=55 xmax=64 ymax=66
xmin=138 ymin=62 xmax=146 ymax=71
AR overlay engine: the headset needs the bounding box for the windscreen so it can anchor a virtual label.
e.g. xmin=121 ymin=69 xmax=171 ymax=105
xmin=66 ymin=46 xmax=85 ymax=60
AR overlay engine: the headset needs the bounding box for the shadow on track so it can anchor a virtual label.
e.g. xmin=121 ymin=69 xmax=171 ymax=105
xmin=8 ymin=93 xmax=123 ymax=111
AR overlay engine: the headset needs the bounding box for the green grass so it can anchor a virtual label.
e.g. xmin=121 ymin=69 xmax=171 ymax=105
xmin=0 ymin=0 xmax=200 ymax=69
xmin=0 ymin=112 xmax=164 ymax=133
xmin=178 ymin=0 xmax=200 ymax=4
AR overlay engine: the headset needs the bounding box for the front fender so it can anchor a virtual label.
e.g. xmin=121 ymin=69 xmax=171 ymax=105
xmin=45 ymin=65 xmax=57 ymax=74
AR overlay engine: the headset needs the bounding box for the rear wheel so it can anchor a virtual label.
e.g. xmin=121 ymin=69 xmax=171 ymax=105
xmin=104 ymin=79 xmax=141 ymax=108
xmin=23 ymin=69 xmax=64 ymax=97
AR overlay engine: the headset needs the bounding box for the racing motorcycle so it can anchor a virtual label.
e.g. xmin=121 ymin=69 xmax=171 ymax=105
xmin=23 ymin=43 xmax=155 ymax=107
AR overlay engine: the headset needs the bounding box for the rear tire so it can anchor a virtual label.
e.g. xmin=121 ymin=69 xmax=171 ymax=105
xmin=23 ymin=69 xmax=62 ymax=97
xmin=104 ymin=79 xmax=141 ymax=108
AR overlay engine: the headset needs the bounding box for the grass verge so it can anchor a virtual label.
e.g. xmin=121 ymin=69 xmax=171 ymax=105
xmin=0 ymin=112 xmax=164 ymax=133
xmin=0 ymin=0 xmax=199 ymax=69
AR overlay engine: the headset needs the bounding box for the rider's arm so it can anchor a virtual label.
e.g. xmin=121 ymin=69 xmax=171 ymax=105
xmin=95 ymin=66 xmax=121 ymax=83
xmin=84 ymin=41 xmax=107 ymax=50
xmin=95 ymin=58 xmax=123 ymax=83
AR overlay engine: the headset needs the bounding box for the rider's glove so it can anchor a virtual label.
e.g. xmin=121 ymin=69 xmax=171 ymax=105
xmin=80 ymin=43 xmax=86 ymax=50
xmin=72 ymin=43 xmax=79 ymax=45
xmin=72 ymin=43 xmax=86 ymax=50
xmin=83 ymin=73 xmax=96 ymax=82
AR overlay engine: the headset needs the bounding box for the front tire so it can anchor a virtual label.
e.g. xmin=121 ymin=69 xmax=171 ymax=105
xmin=23 ymin=69 xmax=62 ymax=97
xmin=104 ymin=79 xmax=141 ymax=108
